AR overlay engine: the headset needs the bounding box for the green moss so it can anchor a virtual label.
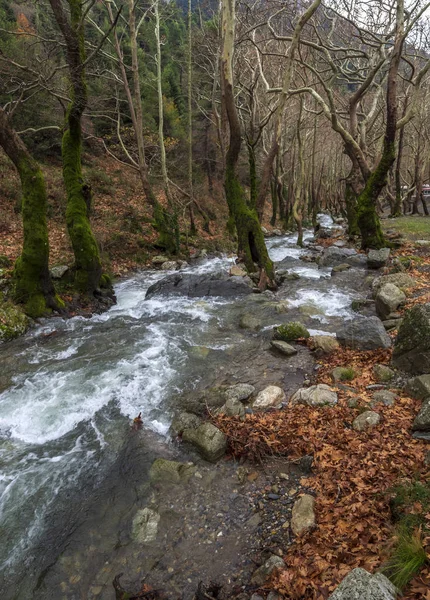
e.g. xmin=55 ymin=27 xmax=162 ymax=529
xmin=0 ymin=255 xmax=11 ymax=268
xmin=273 ymin=322 xmax=310 ymax=341
xmin=345 ymin=182 xmax=360 ymax=237
xmin=332 ymin=366 xmax=356 ymax=382
xmin=100 ymin=273 xmax=112 ymax=288
xmin=0 ymin=301 xmax=29 ymax=342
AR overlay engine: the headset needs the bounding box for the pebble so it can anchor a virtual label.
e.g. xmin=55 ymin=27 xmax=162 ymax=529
xmin=267 ymin=493 xmax=280 ymax=500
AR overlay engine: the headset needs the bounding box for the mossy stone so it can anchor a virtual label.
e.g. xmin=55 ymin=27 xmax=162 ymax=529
xmin=273 ymin=322 xmax=310 ymax=342
xmin=0 ymin=302 xmax=29 ymax=342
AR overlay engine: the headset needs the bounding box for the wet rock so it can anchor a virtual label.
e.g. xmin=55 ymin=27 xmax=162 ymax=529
xmin=274 ymin=300 xmax=290 ymax=313
xmin=371 ymin=390 xmax=397 ymax=406
xmin=392 ymin=303 xmax=430 ymax=374
xmin=161 ymin=261 xmax=179 ymax=270
xmin=132 ymin=507 xmax=160 ymax=543
xmin=331 ymin=263 xmax=351 ymax=274
xmin=50 ymin=265 xmax=69 ymax=279
xmin=225 ymin=383 xmax=255 ymax=403
xmin=375 ymin=284 xmax=406 ymax=320
xmin=291 ymin=494 xmax=315 ymax=535
xmin=372 ymin=272 xmax=415 ymax=296
xmin=253 ymin=386 xmax=286 ymax=410
xmin=367 ymin=248 xmax=390 ymax=269
xmin=373 ymin=364 xmax=395 ymax=383
xmin=146 ymin=273 xmax=253 ymax=299
xmin=218 ymin=397 xmax=245 ymax=419
xmin=312 ymin=335 xmax=339 ymax=354
xmin=299 ymin=302 xmax=324 ymax=317
xmin=328 ymin=567 xmax=397 ymax=600
xmin=337 ymin=316 xmax=391 ymax=350
xmin=352 ymin=411 xmax=381 ymax=431
xmin=270 ymin=340 xmax=298 ymax=356
xmin=0 ymin=303 xmax=29 ymax=342
xmin=405 ymin=374 xmax=430 ymax=400
xmin=182 ymin=423 xmax=227 ymax=462
xmin=273 ymin=322 xmax=310 ymax=342
xmin=170 ymin=412 xmax=202 ymax=435
xmin=239 ymin=313 xmax=262 ymax=331
xmin=290 ymin=384 xmax=337 ymax=407
xmin=251 ymin=555 xmax=285 ymax=586
xmin=319 ymin=246 xmax=359 ymax=267
xmin=149 ymin=458 xmax=195 ymax=484
xmin=230 ymin=264 xmax=247 ymax=277
xmin=412 ymin=398 xmax=430 ymax=433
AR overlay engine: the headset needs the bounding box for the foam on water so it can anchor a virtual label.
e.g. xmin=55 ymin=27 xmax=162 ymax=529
xmin=289 ymin=287 xmax=355 ymax=322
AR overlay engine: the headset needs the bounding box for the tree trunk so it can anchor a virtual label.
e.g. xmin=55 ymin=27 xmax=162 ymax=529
xmin=392 ymin=99 xmax=408 ymax=216
xmin=49 ymin=0 xmax=102 ymax=293
xmin=220 ymin=0 xmax=275 ymax=285
xmin=0 ymin=109 xmax=61 ymax=316
xmin=247 ymin=142 xmax=258 ymax=209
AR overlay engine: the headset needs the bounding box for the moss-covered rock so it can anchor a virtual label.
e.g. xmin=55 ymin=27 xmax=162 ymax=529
xmin=273 ymin=322 xmax=310 ymax=342
xmin=332 ymin=366 xmax=356 ymax=382
xmin=0 ymin=302 xmax=29 ymax=342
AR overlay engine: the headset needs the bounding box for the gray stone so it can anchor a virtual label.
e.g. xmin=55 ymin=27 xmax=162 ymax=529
xmin=352 ymin=411 xmax=381 ymax=431
xmin=412 ymin=398 xmax=430 ymax=432
xmin=333 ymin=240 xmax=347 ymax=247
xmin=375 ymin=283 xmax=406 ymax=320
xmin=337 ymin=316 xmax=391 ymax=350
xmin=405 ymin=375 xmax=430 ymax=400
xmin=239 ymin=313 xmax=262 ymax=330
xmin=270 ymin=340 xmax=298 ymax=356
xmin=371 ymin=390 xmax=397 ymax=406
xmin=299 ymin=302 xmax=324 ymax=317
xmin=230 ymin=264 xmax=247 ymax=277
xmin=170 ymin=412 xmax=202 ymax=435
xmin=218 ymin=397 xmax=246 ymax=418
xmin=161 ymin=260 xmax=178 ymax=270
xmin=372 ymin=272 xmax=415 ymax=296
xmin=331 ymin=263 xmax=351 ymax=273
xmin=291 ymin=494 xmax=316 ymax=535
xmin=290 ymin=384 xmax=337 ymax=407
xmin=182 ymin=423 xmax=227 ymax=462
xmin=251 ymin=555 xmax=284 ymax=586
xmin=367 ymin=248 xmax=390 ymax=269
xmin=328 ymin=568 xmax=397 ymax=600
xmin=253 ymin=386 xmax=286 ymax=410
xmin=312 ymin=335 xmax=339 ymax=354
xmin=392 ymin=303 xmax=430 ymax=374
xmin=225 ymin=383 xmax=255 ymax=403
xmin=319 ymin=246 xmax=359 ymax=267
xmin=149 ymin=458 xmax=195 ymax=484
xmin=373 ymin=364 xmax=395 ymax=382
xmin=49 ymin=265 xmax=69 ymax=279
xmin=382 ymin=319 xmax=402 ymax=331
xmin=132 ymin=508 xmax=160 ymax=543
xmin=146 ymin=273 xmax=253 ymax=299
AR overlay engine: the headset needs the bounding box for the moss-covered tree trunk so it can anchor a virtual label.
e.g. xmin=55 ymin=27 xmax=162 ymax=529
xmin=221 ymin=0 xmax=275 ymax=286
xmin=49 ymin=0 xmax=102 ymax=293
xmin=0 ymin=109 xmax=60 ymax=316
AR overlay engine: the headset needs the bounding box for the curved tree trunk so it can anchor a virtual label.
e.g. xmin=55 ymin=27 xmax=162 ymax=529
xmin=49 ymin=0 xmax=102 ymax=293
xmin=0 ymin=109 xmax=60 ymax=316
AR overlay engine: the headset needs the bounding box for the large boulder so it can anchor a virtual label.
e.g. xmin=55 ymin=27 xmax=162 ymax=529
xmin=291 ymin=494 xmax=316 ymax=535
xmin=290 ymin=384 xmax=337 ymax=407
xmin=182 ymin=423 xmax=227 ymax=462
xmin=375 ymin=283 xmax=406 ymax=320
xmin=392 ymin=303 xmax=430 ymax=374
xmin=170 ymin=412 xmax=202 ymax=435
xmin=337 ymin=316 xmax=391 ymax=350
xmin=145 ymin=273 xmax=253 ymax=299
xmin=367 ymin=248 xmax=390 ymax=269
xmin=328 ymin=568 xmax=397 ymax=600
xmin=0 ymin=303 xmax=29 ymax=342
xmin=372 ymin=272 xmax=415 ymax=296
xmin=253 ymin=385 xmax=286 ymax=410
xmin=405 ymin=374 xmax=430 ymax=400
xmin=319 ymin=246 xmax=361 ymax=267
xmin=239 ymin=313 xmax=262 ymax=330
xmin=412 ymin=398 xmax=430 ymax=434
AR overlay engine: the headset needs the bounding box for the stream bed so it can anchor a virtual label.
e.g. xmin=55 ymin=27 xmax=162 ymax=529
xmin=0 ymin=217 xmax=371 ymax=599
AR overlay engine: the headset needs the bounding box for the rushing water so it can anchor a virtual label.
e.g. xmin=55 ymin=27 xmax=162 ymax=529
xmin=0 ymin=216 xmax=364 ymax=597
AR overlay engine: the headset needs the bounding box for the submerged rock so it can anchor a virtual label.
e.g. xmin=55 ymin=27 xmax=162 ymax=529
xmin=291 ymin=494 xmax=315 ymax=535
xmin=290 ymin=384 xmax=337 ymax=407
xmin=132 ymin=507 xmax=160 ymax=543
xmin=182 ymin=422 xmax=227 ymax=462
xmin=392 ymin=303 xmax=430 ymax=374
xmin=253 ymin=385 xmax=286 ymax=410
xmin=239 ymin=313 xmax=262 ymax=330
xmin=146 ymin=273 xmax=253 ymax=299
xmin=0 ymin=303 xmax=29 ymax=342
xmin=328 ymin=568 xmax=397 ymax=600
xmin=337 ymin=316 xmax=391 ymax=350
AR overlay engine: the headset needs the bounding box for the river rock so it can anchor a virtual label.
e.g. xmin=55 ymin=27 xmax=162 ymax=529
xmin=253 ymin=386 xmax=286 ymax=410
xmin=152 ymin=255 xmax=170 ymax=266
xmin=230 ymin=264 xmax=247 ymax=277
xmin=412 ymin=398 xmax=430 ymax=433
xmin=372 ymin=272 xmax=415 ymax=296
xmin=149 ymin=458 xmax=195 ymax=484
xmin=0 ymin=303 xmax=29 ymax=342
xmin=352 ymin=411 xmax=381 ymax=431
xmin=218 ymin=397 xmax=245 ymax=418
xmin=405 ymin=374 xmax=430 ymax=400
xmin=392 ymin=303 xmax=430 ymax=374
xmin=50 ymin=265 xmax=69 ymax=279
xmin=225 ymin=383 xmax=255 ymax=403
xmin=170 ymin=412 xmax=202 ymax=435
xmin=373 ymin=364 xmax=395 ymax=382
xmin=273 ymin=322 xmax=310 ymax=341
xmin=251 ymin=555 xmax=285 ymax=586
xmin=299 ymin=302 xmax=324 ymax=317
xmin=291 ymin=494 xmax=315 ymax=535
xmin=371 ymin=390 xmax=397 ymax=406
xmin=312 ymin=335 xmax=339 ymax=354
xmin=161 ymin=260 xmax=178 ymax=270
xmin=337 ymin=316 xmax=391 ymax=350
xmin=132 ymin=507 xmax=160 ymax=543
xmin=375 ymin=284 xmax=406 ymax=320
xmin=367 ymin=248 xmax=390 ymax=269
xmin=274 ymin=300 xmax=290 ymax=313
xmin=290 ymin=384 xmax=337 ymax=407
xmin=270 ymin=340 xmax=298 ymax=356
xmin=328 ymin=568 xmax=397 ymax=600
xmin=331 ymin=263 xmax=351 ymax=273
xmin=182 ymin=423 xmax=227 ymax=462
xmin=319 ymin=246 xmax=359 ymax=267
xmin=239 ymin=313 xmax=262 ymax=330
xmin=145 ymin=273 xmax=253 ymax=299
